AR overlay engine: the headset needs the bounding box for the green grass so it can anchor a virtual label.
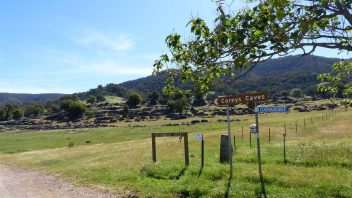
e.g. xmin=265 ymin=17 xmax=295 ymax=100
xmin=103 ymin=96 xmax=126 ymax=104
xmin=0 ymin=108 xmax=352 ymax=197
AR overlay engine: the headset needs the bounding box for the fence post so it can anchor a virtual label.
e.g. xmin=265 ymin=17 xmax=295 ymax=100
xmin=233 ymin=135 xmax=236 ymax=154
xmin=283 ymin=134 xmax=287 ymax=164
xmin=250 ymin=132 xmax=252 ymax=148
xmin=304 ymin=118 xmax=306 ymax=128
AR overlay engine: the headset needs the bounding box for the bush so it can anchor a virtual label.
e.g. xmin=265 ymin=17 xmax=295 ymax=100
xmin=85 ymin=110 xmax=96 ymax=119
xmin=12 ymin=108 xmax=24 ymax=120
xmin=87 ymin=96 xmax=97 ymax=106
xmin=126 ymin=93 xmax=142 ymax=108
xmin=0 ymin=107 xmax=6 ymax=121
xmin=167 ymin=96 xmax=190 ymax=114
xmin=0 ymin=104 xmax=24 ymax=120
xmin=148 ymin=92 xmax=159 ymax=105
xmin=61 ymin=98 xmax=86 ymax=120
xmin=192 ymin=94 xmax=206 ymax=106
xmin=122 ymin=105 xmax=129 ymax=118
xmin=290 ymin=88 xmax=304 ymax=98
xmin=68 ymin=141 xmax=75 ymax=148
xmin=24 ymin=105 xmax=45 ymax=118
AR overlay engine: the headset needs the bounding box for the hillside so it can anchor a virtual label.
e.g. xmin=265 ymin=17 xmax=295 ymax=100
xmin=120 ymin=55 xmax=340 ymax=97
xmin=0 ymin=55 xmax=341 ymax=104
xmin=0 ymin=93 xmax=66 ymax=105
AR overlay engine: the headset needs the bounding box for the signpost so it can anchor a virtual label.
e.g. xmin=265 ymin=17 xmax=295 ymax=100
xmin=254 ymin=104 xmax=266 ymax=198
xmin=214 ymin=92 xmax=269 ymax=181
xmin=255 ymin=105 xmax=290 ymax=197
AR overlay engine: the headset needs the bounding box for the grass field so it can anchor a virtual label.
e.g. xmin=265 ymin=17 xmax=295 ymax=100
xmin=0 ymin=108 xmax=351 ymax=197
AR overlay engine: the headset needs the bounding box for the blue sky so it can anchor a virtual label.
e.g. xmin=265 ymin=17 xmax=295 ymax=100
xmin=0 ymin=0 xmax=349 ymax=94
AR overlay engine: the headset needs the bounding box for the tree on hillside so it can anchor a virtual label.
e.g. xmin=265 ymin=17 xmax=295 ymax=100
xmin=0 ymin=104 xmax=24 ymax=121
xmin=0 ymin=106 xmax=6 ymax=121
xmin=24 ymin=104 xmax=45 ymax=118
xmin=289 ymin=88 xmax=304 ymax=98
xmin=126 ymin=93 xmax=142 ymax=108
xmin=167 ymin=92 xmax=190 ymax=114
xmin=147 ymin=91 xmax=159 ymax=105
xmin=61 ymin=98 xmax=86 ymax=121
xmin=154 ymin=0 xmax=352 ymax=95
xmin=12 ymin=108 xmax=24 ymax=120
xmin=192 ymin=94 xmax=206 ymax=106
xmin=121 ymin=104 xmax=130 ymax=118
xmin=87 ymin=96 xmax=97 ymax=106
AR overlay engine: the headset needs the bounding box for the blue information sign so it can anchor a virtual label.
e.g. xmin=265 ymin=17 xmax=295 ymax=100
xmin=256 ymin=106 xmax=289 ymax=113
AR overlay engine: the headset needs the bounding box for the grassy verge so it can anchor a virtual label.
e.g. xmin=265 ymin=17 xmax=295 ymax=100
xmin=0 ymin=108 xmax=351 ymax=197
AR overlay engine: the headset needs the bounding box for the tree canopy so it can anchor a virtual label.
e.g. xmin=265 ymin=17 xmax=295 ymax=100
xmin=317 ymin=60 xmax=352 ymax=101
xmin=154 ymin=0 xmax=352 ymax=96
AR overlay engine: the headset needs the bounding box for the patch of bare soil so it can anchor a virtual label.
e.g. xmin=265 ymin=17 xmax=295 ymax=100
xmin=0 ymin=163 xmax=121 ymax=198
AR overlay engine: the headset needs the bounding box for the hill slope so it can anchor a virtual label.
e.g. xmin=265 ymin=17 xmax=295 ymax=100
xmin=0 ymin=55 xmax=341 ymax=105
xmin=0 ymin=93 xmax=66 ymax=105
xmin=120 ymin=55 xmax=340 ymax=96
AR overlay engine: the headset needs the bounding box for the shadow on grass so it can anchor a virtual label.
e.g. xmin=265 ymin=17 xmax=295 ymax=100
xmin=197 ymin=166 xmax=203 ymax=177
xmin=275 ymin=159 xmax=352 ymax=170
xmin=174 ymin=166 xmax=188 ymax=180
xmin=224 ymin=177 xmax=232 ymax=198
xmin=140 ymin=164 xmax=188 ymax=180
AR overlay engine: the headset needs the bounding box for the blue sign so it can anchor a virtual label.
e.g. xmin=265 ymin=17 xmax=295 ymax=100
xmin=256 ymin=106 xmax=289 ymax=113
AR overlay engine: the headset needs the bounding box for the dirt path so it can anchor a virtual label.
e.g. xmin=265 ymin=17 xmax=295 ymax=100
xmin=0 ymin=163 xmax=120 ymax=198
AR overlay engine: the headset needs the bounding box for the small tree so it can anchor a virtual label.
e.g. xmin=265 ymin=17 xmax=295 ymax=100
xmin=25 ymin=105 xmax=45 ymax=118
xmin=126 ymin=93 xmax=142 ymax=108
xmin=280 ymin=91 xmax=289 ymax=97
xmin=2 ymin=104 xmax=23 ymax=120
xmin=148 ymin=91 xmax=159 ymax=105
xmin=87 ymin=96 xmax=97 ymax=106
xmin=0 ymin=106 xmax=6 ymax=121
xmin=121 ymin=104 xmax=129 ymax=118
xmin=167 ymin=93 xmax=190 ymax=114
xmin=289 ymin=88 xmax=304 ymax=98
xmin=12 ymin=108 xmax=24 ymax=120
xmin=61 ymin=98 xmax=86 ymax=121
xmin=192 ymin=94 xmax=206 ymax=106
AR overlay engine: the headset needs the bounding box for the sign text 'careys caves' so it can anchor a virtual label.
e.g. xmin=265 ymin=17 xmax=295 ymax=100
xmin=214 ymin=92 xmax=269 ymax=106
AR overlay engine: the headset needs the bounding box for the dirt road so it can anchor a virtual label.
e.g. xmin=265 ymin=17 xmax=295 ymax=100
xmin=0 ymin=163 xmax=120 ymax=198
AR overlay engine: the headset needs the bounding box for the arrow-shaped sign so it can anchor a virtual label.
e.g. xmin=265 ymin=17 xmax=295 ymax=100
xmin=214 ymin=92 xmax=268 ymax=106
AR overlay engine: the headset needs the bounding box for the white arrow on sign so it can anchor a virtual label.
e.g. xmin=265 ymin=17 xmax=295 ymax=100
xmin=214 ymin=98 xmax=219 ymax=106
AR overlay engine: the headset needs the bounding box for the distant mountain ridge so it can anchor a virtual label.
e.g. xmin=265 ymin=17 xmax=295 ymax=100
xmin=119 ymin=55 xmax=340 ymax=97
xmin=0 ymin=93 xmax=66 ymax=105
xmin=0 ymin=55 xmax=344 ymax=105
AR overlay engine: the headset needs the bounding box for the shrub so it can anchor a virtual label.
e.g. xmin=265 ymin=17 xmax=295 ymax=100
xmin=61 ymin=98 xmax=86 ymax=120
xmin=126 ymin=93 xmax=142 ymax=108
xmin=68 ymin=141 xmax=75 ymax=148
xmin=290 ymin=88 xmax=304 ymax=98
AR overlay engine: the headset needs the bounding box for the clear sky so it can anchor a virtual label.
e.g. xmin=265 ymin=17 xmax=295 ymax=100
xmin=0 ymin=0 xmax=349 ymax=94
